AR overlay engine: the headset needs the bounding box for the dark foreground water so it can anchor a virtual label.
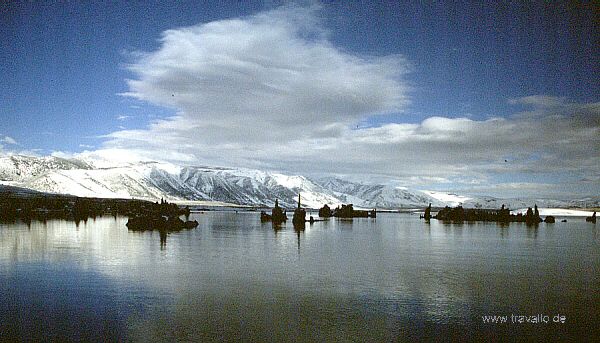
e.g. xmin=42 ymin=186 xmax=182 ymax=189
xmin=1 ymin=212 xmax=599 ymax=342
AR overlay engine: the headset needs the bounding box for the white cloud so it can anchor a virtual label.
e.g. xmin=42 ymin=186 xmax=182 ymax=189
xmin=508 ymin=95 xmax=567 ymax=107
xmin=453 ymin=181 xmax=594 ymax=199
xmin=96 ymin=100 xmax=599 ymax=172
xmin=78 ymin=6 xmax=599 ymax=198
xmin=119 ymin=5 xmax=409 ymax=145
xmin=0 ymin=136 xmax=17 ymax=145
xmin=0 ymin=146 xmax=42 ymax=158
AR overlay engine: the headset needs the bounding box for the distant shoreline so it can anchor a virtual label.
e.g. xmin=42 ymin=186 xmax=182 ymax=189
xmin=2 ymin=184 xmax=598 ymax=216
xmin=510 ymin=208 xmax=596 ymax=217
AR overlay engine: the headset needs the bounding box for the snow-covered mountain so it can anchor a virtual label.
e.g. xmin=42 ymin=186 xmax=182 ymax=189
xmin=0 ymin=154 xmax=596 ymax=209
xmin=0 ymin=155 xmax=91 ymax=182
xmin=0 ymin=155 xmax=341 ymax=208
xmin=315 ymin=178 xmax=444 ymax=208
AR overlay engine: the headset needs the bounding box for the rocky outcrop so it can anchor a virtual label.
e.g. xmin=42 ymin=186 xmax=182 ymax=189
xmin=586 ymin=212 xmax=597 ymax=223
xmin=318 ymin=204 xmax=332 ymax=218
xmin=261 ymin=198 xmax=288 ymax=224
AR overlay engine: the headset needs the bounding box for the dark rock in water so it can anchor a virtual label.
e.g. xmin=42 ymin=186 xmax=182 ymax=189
xmin=586 ymin=211 xmax=596 ymax=223
xmin=333 ymin=204 xmax=355 ymax=218
xmin=292 ymin=194 xmax=306 ymax=228
xmin=332 ymin=203 xmax=373 ymax=218
xmin=318 ymin=204 xmax=332 ymax=218
xmin=497 ymin=204 xmax=511 ymax=223
xmin=260 ymin=211 xmax=272 ymax=222
xmin=293 ymin=219 xmax=305 ymax=230
xmin=271 ymin=199 xmax=288 ymax=224
xmin=126 ymin=199 xmax=198 ymax=232
xmin=126 ymin=215 xmax=198 ymax=232
xmin=126 ymin=215 xmax=167 ymax=231
xmin=125 ymin=199 xmax=198 ymax=232
xmin=561 ymin=219 xmax=567 ymax=222
xmin=369 ymin=208 xmax=377 ymax=218
xmin=434 ymin=205 xmax=465 ymax=221
xmin=183 ymin=220 xmax=199 ymax=229
xmin=293 ymin=211 xmax=306 ymax=229
xmin=261 ymin=199 xmax=287 ymax=224
xmin=524 ymin=205 xmax=542 ymax=225
xmin=433 ymin=204 xmax=548 ymax=224
xmin=423 ymin=203 xmax=431 ymax=220
xmin=544 ymin=216 xmax=555 ymax=223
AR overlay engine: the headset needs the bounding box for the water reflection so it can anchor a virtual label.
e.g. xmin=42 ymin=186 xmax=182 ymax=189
xmin=296 ymin=229 xmax=302 ymax=251
xmin=160 ymin=229 xmax=167 ymax=249
xmin=293 ymin=221 xmax=305 ymax=251
xmin=498 ymin=223 xmax=509 ymax=238
xmin=0 ymin=213 xmax=599 ymax=341
xmin=526 ymin=223 xmax=539 ymax=239
xmin=0 ymin=261 xmax=152 ymax=342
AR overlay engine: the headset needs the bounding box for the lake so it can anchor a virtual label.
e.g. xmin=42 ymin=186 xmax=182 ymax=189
xmin=1 ymin=212 xmax=599 ymax=341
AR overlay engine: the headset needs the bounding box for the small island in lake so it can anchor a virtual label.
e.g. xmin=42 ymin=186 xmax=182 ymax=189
xmin=586 ymin=211 xmax=597 ymax=223
xmin=125 ymin=198 xmax=198 ymax=232
xmin=260 ymin=198 xmax=288 ymax=225
xmin=430 ymin=204 xmax=549 ymax=224
xmin=329 ymin=203 xmax=376 ymax=218
xmin=318 ymin=204 xmax=332 ymax=218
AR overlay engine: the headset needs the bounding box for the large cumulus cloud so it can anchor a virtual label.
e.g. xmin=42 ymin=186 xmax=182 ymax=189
xmin=120 ymin=5 xmax=408 ymax=143
xmin=88 ymin=6 xmax=599 ymax=198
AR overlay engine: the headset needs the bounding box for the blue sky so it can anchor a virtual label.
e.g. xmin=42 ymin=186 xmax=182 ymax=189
xmin=1 ymin=1 xmax=598 ymax=198
xmin=1 ymin=1 xmax=267 ymax=150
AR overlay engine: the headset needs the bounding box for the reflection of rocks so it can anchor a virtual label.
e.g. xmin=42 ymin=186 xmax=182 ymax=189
xmin=160 ymin=229 xmax=167 ymax=248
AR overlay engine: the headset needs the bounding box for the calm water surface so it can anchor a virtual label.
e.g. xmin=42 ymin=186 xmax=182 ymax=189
xmin=1 ymin=212 xmax=599 ymax=341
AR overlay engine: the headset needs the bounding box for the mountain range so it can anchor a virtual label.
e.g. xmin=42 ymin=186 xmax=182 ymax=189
xmin=0 ymin=154 xmax=597 ymax=210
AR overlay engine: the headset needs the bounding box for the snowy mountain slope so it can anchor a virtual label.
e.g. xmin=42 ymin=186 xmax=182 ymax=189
xmin=0 ymin=155 xmax=91 ymax=182
xmin=0 ymin=156 xmax=340 ymax=207
xmin=315 ymin=178 xmax=443 ymax=208
xmin=420 ymin=190 xmax=471 ymax=207
xmin=28 ymin=167 xmax=168 ymax=200
xmin=0 ymin=154 xmax=595 ymax=209
xmin=177 ymin=167 xmax=340 ymax=208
